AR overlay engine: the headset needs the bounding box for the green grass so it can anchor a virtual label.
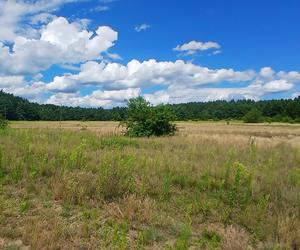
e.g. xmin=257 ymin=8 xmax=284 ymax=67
xmin=0 ymin=126 xmax=299 ymax=249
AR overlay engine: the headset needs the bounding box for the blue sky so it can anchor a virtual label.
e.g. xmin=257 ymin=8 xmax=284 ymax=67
xmin=0 ymin=0 xmax=299 ymax=107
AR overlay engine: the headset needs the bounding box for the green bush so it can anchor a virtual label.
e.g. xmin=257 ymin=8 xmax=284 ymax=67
xmin=272 ymin=115 xmax=294 ymax=123
xmin=243 ymin=109 xmax=263 ymax=123
xmin=0 ymin=115 xmax=8 ymax=130
xmin=121 ymin=96 xmax=177 ymax=137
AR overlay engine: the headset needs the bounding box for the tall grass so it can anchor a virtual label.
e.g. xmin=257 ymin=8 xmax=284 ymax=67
xmin=0 ymin=125 xmax=299 ymax=249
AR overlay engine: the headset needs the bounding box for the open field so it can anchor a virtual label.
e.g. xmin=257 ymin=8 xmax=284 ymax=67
xmin=0 ymin=122 xmax=300 ymax=249
xmin=10 ymin=120 xmax=300 ymax=146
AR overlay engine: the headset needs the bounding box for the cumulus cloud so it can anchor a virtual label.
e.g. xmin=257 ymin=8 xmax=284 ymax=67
xmin=46 ymin=88 xmax=140 ymax=107
xmin=144 ymin=68 xmax=297 ymax=105
xmin=277 ymin=71 xmax=300 ymax=83
xmin=0 ymin=17 xmax=118 ymax=75
xmin=2 ymin=81 xmax=47 ymax=102
xmin=135 ymin=24 xmax=151 ymax=32
xmin=42 ymin=61 xmax=300 ymax=106
xmin=45 ymin=59 xmax=255 ymax=93
xmin=174 ymin=40 xmax=221 ymax=55
xmin=41 ymin=60 xmax=299 ymax=106
xmin=0 ymin=75 xmax=25 ymax=88
xmin=260 ymin=67 xmax=275 ymax=79
xmin=0 ymin=0 xmax=85 ymax=41
xmin=262 ymin=80 xmax=293 ymax=93
xmin=143 ymin=83 xmax=287 ymax=106
xmin=2 ymin=61 xmax=298 ymax=107
xmin=144 ymin=87 xmax=258 ymax=105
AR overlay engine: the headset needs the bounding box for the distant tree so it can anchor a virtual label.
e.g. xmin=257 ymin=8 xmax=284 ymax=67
xmin=121 ymin=96 xmax=177 ymax=137
xmin=243 ymin=109 xmax=263 ymax=123
xmin=0 ymin=90 xmax=299 ymax=123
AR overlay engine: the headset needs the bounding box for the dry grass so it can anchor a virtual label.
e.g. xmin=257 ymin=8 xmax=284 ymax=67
xmin=0 ymin=121 xmax=299 ymax=249
xmin=11 ymin=120 xmax=300 ymax=146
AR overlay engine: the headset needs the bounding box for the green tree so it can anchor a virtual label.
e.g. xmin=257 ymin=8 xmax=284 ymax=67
xmin=243 ymin=108 xmax=263 ymax=123
xmin=121 ymin=96 xmax=177 ymax=137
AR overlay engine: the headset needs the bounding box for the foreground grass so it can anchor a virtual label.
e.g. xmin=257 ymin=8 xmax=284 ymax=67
xmin=0 ymin=126 xmax=299 ymax=249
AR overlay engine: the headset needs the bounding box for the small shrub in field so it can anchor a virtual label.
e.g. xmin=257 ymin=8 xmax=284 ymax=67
xmin=223 ymin=162 xmax=253 ymax=206
xmin=98 ymin=156 xmax=135 ymax=201
xmin=173 ymin=223 xmax=192 ymax=249
xmin=0 ymin=115 xmax=8 ymax=130
xmin=198 ymin=229 xmax=222 ymax=249
xmin=138 ymin=227 xmax=162 ymax=246
xmin=121 ymin=96 xmax=177 ymax=137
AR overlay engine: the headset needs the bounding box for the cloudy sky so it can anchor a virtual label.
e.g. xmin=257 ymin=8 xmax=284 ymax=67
xmin=0 ymin=0 xmax=300 ymax=108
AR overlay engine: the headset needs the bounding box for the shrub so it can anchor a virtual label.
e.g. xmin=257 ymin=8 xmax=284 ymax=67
xmin=243 ymin=109 xmax=263 ymax=123
xmin=121 ymin=96 xmax=177 ymax=137
xmin=294 ymin=117 xmax=300 ymax=123
xmin=0 ymin=115 xmax=8 ymax=130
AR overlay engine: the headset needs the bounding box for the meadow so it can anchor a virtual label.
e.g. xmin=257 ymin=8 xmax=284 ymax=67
xmin=0 ymin=121 xmax=299 ymax=249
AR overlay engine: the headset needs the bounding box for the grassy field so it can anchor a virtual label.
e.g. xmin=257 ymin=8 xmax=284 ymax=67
xmin=0 ymin=121 xmax=300 ymax=249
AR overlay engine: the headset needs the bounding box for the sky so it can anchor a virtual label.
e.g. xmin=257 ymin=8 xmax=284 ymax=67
xmin=0 ymin=0 xmax=299 ymax=108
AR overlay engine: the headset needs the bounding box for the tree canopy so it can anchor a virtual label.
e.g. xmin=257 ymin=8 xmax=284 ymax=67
xmin=121 ymin=97 xmax=177 ymax=137
xmin=0 ymin=90 xmax=300 ymax=123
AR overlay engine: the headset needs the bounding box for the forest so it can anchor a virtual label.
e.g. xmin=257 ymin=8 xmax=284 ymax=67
xmin=1 ymin=90 xmax=300 ymax=122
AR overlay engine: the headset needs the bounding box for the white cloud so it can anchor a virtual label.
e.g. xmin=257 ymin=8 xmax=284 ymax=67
xmin=3 ymin=81 xmax=47 ymax=102
xmin=292 ymin=92 xmax=300 ymax=99
xmin=99 ymin=0 xmax=118 ymax=3
xmin=0 ymin=75 xmax=25 ymax=88
xmin=174 ymin=40 xmax=221 ymax=56
xmin=144 ymin=87 xmax=258 ymax=105
xmin=135 ymin=24 xmax=151 ymax=32
xmin=45 ymin=59 xmax=256 ymax=93
xmin=0 ymin=0 xmax=84 ymax=41
xmin=106 ymin=52 xmax=123 ymax=60
xmin=2 ymin=63 xmax=299 ymax=107
xmin=0 ymin=17 xmax=118 ymax=75
xmin=262 ymin=79 xmax=293 ymax=93
xmin=277 ymin=71 xmax=300 ymax=83
xmin=213 ymin=50 xmax=222 ymax=55
xmin=46 ymin=88 xmax=140 ymax=107
xmin=144 ymin=68 xmax=297 ymax=105
xmin=92 ymin=6 xmax=110 ymax=12
xmin=42 ymin=62 xmax=300 ymax=106
xmin=259 ymin=67 xmax=275 ymax=79
xmin=30 ymin=13 xmax=57 ymax=25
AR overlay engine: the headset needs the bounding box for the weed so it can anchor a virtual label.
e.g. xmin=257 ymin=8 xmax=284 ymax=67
xmin=99 ymin=136 xmax=139 ymax=149
xmin=137 ymin=227 xmax=162 ymax=246
xmin=98 ymin=155 xmax=135 ymax=201
xmin=197 ymin=229 xmax=222 ymax=250
xmin=174 ymin=223 xmax=192 ymax=250
xmin=223 ymin=162 xmax=253 ymax=206
xmin=19 ymin=199 xmax=31 ymax=213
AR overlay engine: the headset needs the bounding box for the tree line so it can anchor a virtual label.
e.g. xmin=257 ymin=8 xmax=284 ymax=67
xmin=0 ymin=90 xmax=299 ymax=122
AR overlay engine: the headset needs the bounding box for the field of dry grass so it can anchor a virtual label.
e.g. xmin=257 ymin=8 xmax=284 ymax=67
xmin=11 ymin=120 xmax=300 ymax=146
xmin=0 ymin=121 xmax=300 ymax=249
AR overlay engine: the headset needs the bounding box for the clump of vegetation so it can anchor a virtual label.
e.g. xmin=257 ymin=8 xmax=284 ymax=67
xmin=243 ymin=108 xmax=263 ymax=123
xmin=198 ymin=229 xmax=222 ymax=249
xmin=0 ymin=115 xmax=8 ymax=130
xmin=121 ymin=96 xmax=177 ymax=137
